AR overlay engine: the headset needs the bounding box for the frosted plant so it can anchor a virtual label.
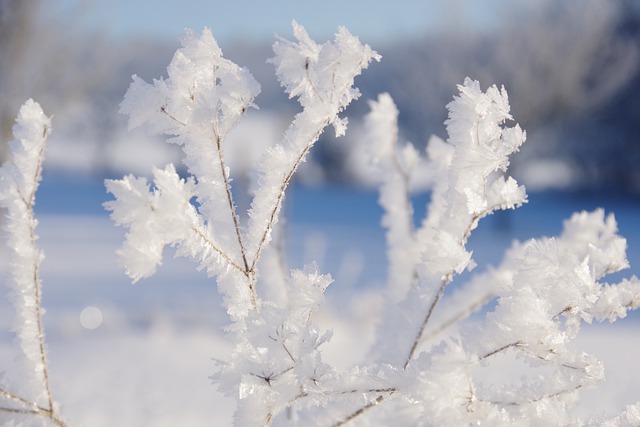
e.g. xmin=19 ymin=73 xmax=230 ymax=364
xmin=106 ymin=22 xmax=380 ymax=425
xmin=0 ymin=100 xmax=66 ymax=426
xmin=351 ymin=86 xmax=640 ymax=425
xmin=107 ymin=22 xmax=640 ymax=426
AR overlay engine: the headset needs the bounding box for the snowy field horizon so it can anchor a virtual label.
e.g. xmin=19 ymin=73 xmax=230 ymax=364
xmin=1 ymin=172 xmax=639 ymax=425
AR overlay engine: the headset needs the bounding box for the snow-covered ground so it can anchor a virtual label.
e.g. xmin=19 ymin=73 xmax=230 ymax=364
xmin=1 ymin=177 xmax=639 ymax=425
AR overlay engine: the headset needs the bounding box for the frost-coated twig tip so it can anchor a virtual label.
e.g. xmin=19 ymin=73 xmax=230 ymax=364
xmin=0 ymin=100 xmax=64 ymax=426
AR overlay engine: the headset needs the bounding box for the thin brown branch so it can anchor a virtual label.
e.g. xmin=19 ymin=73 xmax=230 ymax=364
xmin=403 ymin=271 xmax=452 ymax=370
xmin=249 ymin=121 xmax=329 ymax=272
xmin=403 ymin=199 xmax=508 ymax=369
xmin=332 ymin=394 xmax=386 ymax=427
xmin=190 ymin=226 xmax=248 ymax=276
xmin=250 ymin=365 xmax=296 ymax=393
xmin=421 ymin=292 xmax=494 ymax=343
xmin=212 ymin=133 xmax=256 ymax=308
xmin=485 ymin=384 xmax=583 ymax=407
xmin=0 ymin=388 xmax=38 ymax=410
xmin=160 ymin=105 xmax=187 ymax=127
xmin=0 ymin=407 xmax=39 ymax=415
xmin=480 ymin=341 xmax=584 ymax=372
xmin=205 ymin=60 xmax=257 ymax=309
xmin=1 ymin=119 xmax=65 ymax=426
xmin=0 ymin=388 xmax=66 ymax=427
xmin=480 ymin=342 xmax=521 ymax=360
xmin=28 ymin=123 xmax=55 ymax=417
xmin=334 ymin=387 xmax=396 ymax=396
xmin=304 ymin=58 xmax=325 ymax=103
xmin=320 ymin=388 xmax=396 ymax=427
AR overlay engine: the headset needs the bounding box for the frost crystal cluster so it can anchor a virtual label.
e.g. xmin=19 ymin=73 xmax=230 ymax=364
xmin=107 ymin=23 xmax=640 ymax=426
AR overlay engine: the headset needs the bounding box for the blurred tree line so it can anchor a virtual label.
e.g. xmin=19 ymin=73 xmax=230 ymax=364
xmin=1 ymin=0 xmax=639 ymax=193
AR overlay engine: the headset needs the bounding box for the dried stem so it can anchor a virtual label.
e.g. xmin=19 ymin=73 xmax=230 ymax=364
xmin=403 ymin=272 xmax=453 ymax=369
xmin=0 ymin=405 xmax=67 ymax=427
xmin=404 ymin=202 xmax=506 ymax=369
xmin=335 ymin=387 xmax=396 ymax=396
xmin=484 ymin=384 xmax=583 ymax=407
xmin=213 ymin=132 xmax=257 ymax=308
xmin=249 ymin=120 xmax=329 ymax=272
xmin=421 ymin=292 xmax=494 ymax=343
xmin=26 ymin=125 xmax=55 ymax=418
xmin=2 ymin=121 xmax=65 ymax=426
xmin=480 ymin=340 xmax=585 ymax=373
xmin=332 ymin=395 xmax=387 ymax=427
xmin=160 ymin=105 xmax=187 ymax=126
xmin=162 ymin=96 xmax=258 ymax=308
xmin=0 ymin=388 xmax=38 ymax=411
xmin=190 ymin=226 xmax=248 ymax=276
xmin=480 ymin=342 xmax=522 ymax=360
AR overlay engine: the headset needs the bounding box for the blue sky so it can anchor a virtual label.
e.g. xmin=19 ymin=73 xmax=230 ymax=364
xmin=50 ymin=0 xmax=502 ymax=44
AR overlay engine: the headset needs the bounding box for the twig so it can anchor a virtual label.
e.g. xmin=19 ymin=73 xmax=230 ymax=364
xmin=480 ymin=341 xmax=584 ymax=372
xmin=213 ymin=132 xmax=256 ymax=308
xmin=20 ymin=123 xmax=57 ymax=421
xmin=0 ymin=117 xmax=67 ymax=427
xmin=332 ymin=395 xmax=386 ymax=427
xmin=0 ymin=388 xmax=38 ymax=410
xmin=335 ymin=387 xmax=396 ymax=396
xmin=420 ymin=292 xmax=494 ymax=343
xmin=484 ymin=384 xmax=583 ymax=407
xmin=160 ymin=105 xmax=187 ymax=127
xmin=190 ymin=226 xmax=248 ymax=276
xmin=403 ymin=272 xmax=453 ymax=369
xmin=164 ymin=77 xmax=258 ymax=308
xmin=404 ymin=202 xmax=506 ymax=369
xmin=480 ymin=342 xmax=521 ymax=360
xmin=0 ymin=388 xmax=67 ymax=427
xmin=249 ymin=120 xmax=329 ymax=272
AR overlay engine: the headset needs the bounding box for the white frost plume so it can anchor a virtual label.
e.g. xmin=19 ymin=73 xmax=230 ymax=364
xmin=246 ymin=21 xmax=380 ymax=264
xmin=0 ymin=100 xmax=65 ymax=425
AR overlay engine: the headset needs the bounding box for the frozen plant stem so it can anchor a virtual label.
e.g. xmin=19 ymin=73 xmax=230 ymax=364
xmin=333 ymin=395 xmax=385 ymax=427
xmin=404 ymin=206 xmax=499 ymax=369
xmin=26 ymin=127 xmax=55 ymax=412
xmin=248 ymin=120 xmax=328 ymax=273
xmin=214 ymin=132 xmax=257 ymax=308
xmin=403 ymin=272 xmax=453 ymax=369
xmin=0 ymin=100 xmax=65 ymax=426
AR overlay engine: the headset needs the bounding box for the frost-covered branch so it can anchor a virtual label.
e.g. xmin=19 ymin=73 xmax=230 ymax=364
xmin=362 ymin=93 xmax=419 ymax=302
xmin=109 ymin=22 xmax=379 ymax=425
xmin=112 ymin=28 xmax=262 ymax=317
xmin=400 ymin=80 xmax=527 ymax=368
xmin=110 ymin=23 xmax=379 ymax=326
xmin=245 ymin=22 xmax=380 ymax=271
xmin=348 ymin=82 xmax=640 ymax=425
xmin=366 ymin=79 xmax=527 ymax=368
xmin=0 ymin=100 xmax=66 ymax=426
